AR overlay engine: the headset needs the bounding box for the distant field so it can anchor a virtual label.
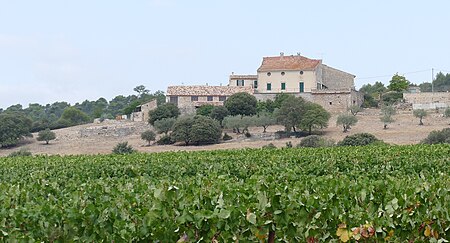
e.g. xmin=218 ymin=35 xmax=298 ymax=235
xmin=1 ymin=145 xmax=449 ymax=241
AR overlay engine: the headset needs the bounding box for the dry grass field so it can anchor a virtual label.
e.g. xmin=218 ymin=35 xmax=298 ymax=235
xmin=1 ymin=108 xmax=449 ymax=157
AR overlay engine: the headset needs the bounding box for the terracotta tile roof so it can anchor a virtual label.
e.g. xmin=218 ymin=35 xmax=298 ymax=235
xmin=257 ymin=55 xmax=321 ymax=72
xmin=167 ymin=85 xmax=254 ymax=96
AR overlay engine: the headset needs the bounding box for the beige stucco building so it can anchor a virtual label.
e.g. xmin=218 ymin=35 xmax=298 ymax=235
xmin=229 ymin=53 xmax=361 ymax=112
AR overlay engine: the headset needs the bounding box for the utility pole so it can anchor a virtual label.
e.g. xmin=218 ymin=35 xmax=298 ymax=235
xmin=431 ymin=68 xmax=434 ymax=93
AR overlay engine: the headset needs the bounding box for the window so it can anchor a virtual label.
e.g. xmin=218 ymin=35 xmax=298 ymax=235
xmin=267 ymin=83 xmax=272 ymax=91
xmin=300 ymin=71 xmax=304 ymax=75
xmin=207 ymin=96 xmax=213 ymax=101
xmin=253 ymin=80 xmax=258 ymax=89
xmin=267 ymin=72 xmax=271 ymax=76
xmin=329 ymin=102 xmax=332 ymax=105
xmin=235 ymin=80 xmax=245 ymax=86
xmin=299 ymin=82 xmax=304 ymax=93
xmin=281 ymin=82 xmax=286 ymax=90
xmin=169 ymin=96 xmax=178 ymax=104
xmin=191 ymin=96 xmax=198 ymax=101
xmin=281 ymin=71 xmax=285 ymax=76
xmin=219 ymin=96 xmax=226 ymax=101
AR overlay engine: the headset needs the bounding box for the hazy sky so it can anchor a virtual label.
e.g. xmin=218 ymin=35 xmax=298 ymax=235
xmin=1 ymin=0 xmax=450 ymax=109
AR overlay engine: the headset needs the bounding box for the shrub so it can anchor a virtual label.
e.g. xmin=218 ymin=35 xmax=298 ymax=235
xmin=297 ymin=135 xmax=334 ymax=148
xmin=222 ymin=133 xmax=232 ymax=141
xmin=337 ymin=133 xmax=382 ymax=146
xmin=112 ymin=142 xmax=135 ymax=154
xmin=262 ymin=143 xmax=276 ymax=149
xmin=58 ymin=107 xmax=91 ymax=126
xmin=210 ymin=106 xmax=230 ymax=127
xmin=0 ymin=113 xmax=33 ymax=148
xmin=244 ymin=131 xmax=251 ymax=138
xmin=156 ymin=134 xmax=175 ymax=145
xmin=8 ymin=148 xmax=32 ymax=157
xmin=285 ymin=141 xmax=293 ymax=148
xmin=141 ymin=130 xmax=156 ymax=146
xmin=37 ymin=128 xmax=56 ymax=145
xmin=422 ymin=128 xmax=450 ymax=144
xmin=381 ymin=91 xmax=403 ymax=105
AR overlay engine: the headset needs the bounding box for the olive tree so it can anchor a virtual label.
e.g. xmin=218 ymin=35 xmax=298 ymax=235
xmin=336 ymin=113 xmax=358 ymax=132
xmin=380 ymin=105 xmax=396 ymax=129
xmin=37 ymin=128 xmax=56 ymax=145
xmin=413 ymin=109 xmax=427 ymax=125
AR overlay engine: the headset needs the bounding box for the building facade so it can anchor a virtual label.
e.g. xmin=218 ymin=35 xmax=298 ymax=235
xmin=130 ymin=99 xmax=158 ymax=122
xmin=229 ymin=53 xmax=361 ymax=112
xmin=166 ymin=86 xmax=254 ymax=114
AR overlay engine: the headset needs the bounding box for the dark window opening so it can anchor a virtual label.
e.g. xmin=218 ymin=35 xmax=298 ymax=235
xmin=207 ymin=96 xmax=213 ymax=101
xmin=281 ymin=82 xmax=286 ymax=90
xmin=191 ymin=96 xmax=198 ymax=101
xmin=267 ymin=72 xmax=271 ymax=76
xmin=299 ymin=82 xmax=304 ymax=93
xmin=253 ymin=80 xmax=258 ymax=89
xmin=300 ymin=71 xmax=304 ymax=75
xmin=281 ymin=71 xmax=285 ymax=76
xmin=169 ymin=96 xmax=178 ymax=104
xmin=267 ymin=83 xmax=272 ymax=91
xmin=329 ymin=102 xmax=332 ymax=105
xmin=219 ymin=96 xmax=226 ymax=101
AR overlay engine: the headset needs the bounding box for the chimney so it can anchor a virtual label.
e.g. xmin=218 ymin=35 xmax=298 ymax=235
xmin=280 ymin=52 xmax=284 ymax=57
xmin=297 ymin=52 xmax=301 ymax=56
xmin=232 ymin=72 xmax=234 ymax=75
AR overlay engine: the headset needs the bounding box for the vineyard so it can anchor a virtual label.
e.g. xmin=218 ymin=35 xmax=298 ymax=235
xmin=1 ymin=145 xmax=450 ymax=242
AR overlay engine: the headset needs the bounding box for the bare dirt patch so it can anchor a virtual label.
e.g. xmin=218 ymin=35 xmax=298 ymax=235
xmin=1 ymin=109 xmax=448 ymax=157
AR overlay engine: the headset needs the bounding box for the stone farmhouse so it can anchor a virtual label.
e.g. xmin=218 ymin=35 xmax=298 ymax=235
xmin=166 ymin=86 xmax=253 ymax=114
xmin=130 ymin=99 xmax=157 ymax=122
xmin=167 ymin=53 xmax=362 ymax=113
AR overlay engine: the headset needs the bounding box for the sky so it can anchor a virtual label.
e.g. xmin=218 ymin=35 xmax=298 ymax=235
xmin=1 ymin=0 xmax=450 ymax=109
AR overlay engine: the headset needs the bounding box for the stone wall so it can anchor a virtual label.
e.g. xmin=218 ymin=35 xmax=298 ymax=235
xmin=404 ymin=92 xmax=450 ymax=104
xmin=321 ymin=65 xmax=355 ymax=90
xmin=312 ymin=90 xmax=361 ymax=113
xmin=255 ymin=90 xmax=362 ymax=113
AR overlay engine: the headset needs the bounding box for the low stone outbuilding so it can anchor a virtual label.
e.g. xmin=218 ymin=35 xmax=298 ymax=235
xmin=166 ymin=86 xmax=253 ymax=114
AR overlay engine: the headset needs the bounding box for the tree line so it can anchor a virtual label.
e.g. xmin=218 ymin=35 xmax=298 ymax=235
xmin=0 ymin=85 xmax=164 ymax=148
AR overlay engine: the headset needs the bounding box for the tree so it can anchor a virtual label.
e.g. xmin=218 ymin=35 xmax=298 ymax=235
xmin=153 ymin=117 xmax=176 ymax=135
xmin=445 ymin=107 xmax=450 ymax=124
xmin=148 ymin=103 xmax=180 ymax=125
xmin=209 ymin=106 xmax=230 ymax=127
xmin=275 ymin=96 xmax=306 ymax=132
xmin=58 ymin=107 xmax=91 ymax=126
xmin=413 ymin=109 xmax=427 ymax=125
xmin=141 ymin=130 xmax=156 ymax=146
xmin=252 ymin=113 xmax=276 ymax=133
xmin=298 ymin=103 xmax=331 ymax=134
xmin=37 ymin=128 xmax=56 ymax=145
xmin=388 ymin=74 xmax=410 ymax=92
xmin=190 ymin=116 xmax=222 ymax=145
xmin=0 ymin=113 xmax=33 ymax=148
xmin=223 ymin=115 xmax=253 ymax=134
xmin=171 ymin=116 xmax=194 ymax=145
xmin=171 ymin=116 xmax=221 ymax=145
xmin=380 ymin=105 xmax=396 ymax=129
xmin=336 ymin=113 xmax=358 ymax=132
xmin=348 ymin=105 xmax=362 ymax=116
xmin=134 ymin=85 xmax=150 ymax=98
xmin=196 ymin=104 xmax=215 ymax=116
xmin=224 ymin=92 xmax=257 ymax=117
xmin=112 ymin=142 xmax=135 ymax=154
